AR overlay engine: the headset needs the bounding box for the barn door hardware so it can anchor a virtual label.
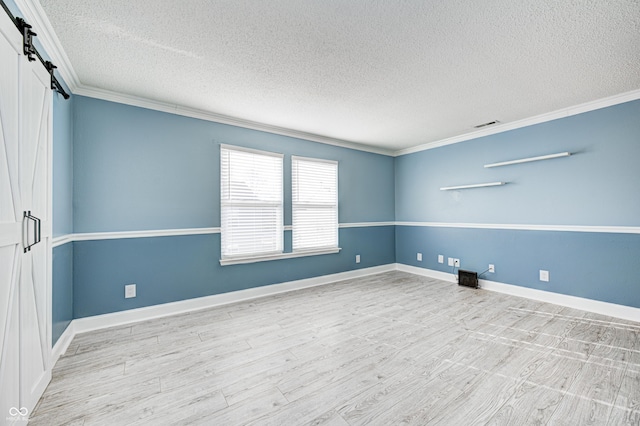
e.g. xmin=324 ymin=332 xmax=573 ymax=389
xmin=23 ymin=211 xmax=42 ymax=253
xmin=16 ymin=17 xmax=36 ymax=61
xmin=44 ymin=61 xmax=66 ymax=95
xmin=0 ymin=0 xmax=70 ymax=98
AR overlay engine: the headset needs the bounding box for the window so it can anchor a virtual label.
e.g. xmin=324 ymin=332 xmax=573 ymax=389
xmin=292 ymin=156 xmax=338 ymax=251
xmin=220 ymin=145 xmax=283 ymax=259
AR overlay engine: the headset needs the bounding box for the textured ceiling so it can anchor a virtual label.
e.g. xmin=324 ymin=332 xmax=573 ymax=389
xmin=38 ymin=0 xmax=640 ymax=152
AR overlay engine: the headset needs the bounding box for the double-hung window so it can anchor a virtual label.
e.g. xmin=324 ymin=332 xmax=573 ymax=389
xmin=220 ymin=145 xmax=283 ymax=259
xmin=292 ymin=156 xmax=338 ymax=251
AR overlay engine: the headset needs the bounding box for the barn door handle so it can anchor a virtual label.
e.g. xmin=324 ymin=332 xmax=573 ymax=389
xmin=34 ymin=214 xmax=41 ymax=246
xmin=23 ymin=211 xmax=41 ymax=253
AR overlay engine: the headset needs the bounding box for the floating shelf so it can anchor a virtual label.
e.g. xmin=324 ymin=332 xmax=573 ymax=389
xmin=440 ymin=182 xmax=506 ymax=191
xmin=484 ymin=152 xmax=571 ymax=168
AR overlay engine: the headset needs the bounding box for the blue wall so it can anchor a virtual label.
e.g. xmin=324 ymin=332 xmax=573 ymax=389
xmin=52 ymin=244 xmax=73 ymax=344
xmin=45 ymin=20 xmax=75 ymax=345
xmin=53 ymin=94 xmax=74 ymax=236
xmin=73 ymin=227 xmax=395 ymax=318
xmin=52 ymin=92 xmax=74 ymax=345
xmin=47 ymin=72 xmax=640 ymax=320
xmin=67 ymin=96 xmax=640 ymax=316
xmin=395 ymin=101 xmax=640 ymax=225
xmin=71 ymin=96 xmax=396 ymax=317
xmin=73 ymin=96 xmax=394 ymax=232
xmin=396 ymin=226 xmax=640 ymax=307
xmin=395 ymin=100 xmax=640 ymax=308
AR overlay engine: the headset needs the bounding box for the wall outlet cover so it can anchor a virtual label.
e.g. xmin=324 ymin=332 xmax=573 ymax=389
xmin=454 ymin=259 xmax=460 ymax=267
xmin=489 ymin=264 xmax=495 ymax=273
xmin=448 ymin=257 xmax=454 ymax=266
xmin=355 ymin=254 xmax=361 ymax=264
xmin=417 ymin=253 xmax=422 ymax=261
xmin=539 ymin=270 xmax=549 ymax=282
xmin=438 ymin=255 xmax=444 ymax=264
xmin=125 ymin=284 xmax=136 ymax=298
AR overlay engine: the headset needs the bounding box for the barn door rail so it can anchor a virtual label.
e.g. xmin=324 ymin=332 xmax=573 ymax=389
xmin=1 ymin=0 xmax=70 ymax=99
xmin=23 ymin=211 xmax=42 ymax=253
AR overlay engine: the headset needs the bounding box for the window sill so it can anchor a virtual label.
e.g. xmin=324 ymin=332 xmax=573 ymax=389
xmin=220 ymin=247 xmax=341 ymax=266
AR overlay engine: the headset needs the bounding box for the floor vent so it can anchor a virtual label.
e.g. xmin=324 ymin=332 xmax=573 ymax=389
xmin=458 ymin=270 xmax=478 ymax=289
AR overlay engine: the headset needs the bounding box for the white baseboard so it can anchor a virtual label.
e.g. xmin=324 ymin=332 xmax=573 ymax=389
xmin=478 ymin=279 xmax=640 ymax=323
xmin=72 ymin=264 xmax=395 ymax=334
xmin=396 ymin=263 xmax=458 ymax=282
xmin=395 ymin=263 xmax=640 ymax=323
xmin=51 ymin=321 xmax=75 ymax=364
xmin=54 ymin=262 xmax=638 ymax=362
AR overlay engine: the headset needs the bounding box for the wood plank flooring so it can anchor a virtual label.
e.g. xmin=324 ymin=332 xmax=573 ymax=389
xmin=30 ymin=271 xmax=640 ymax=425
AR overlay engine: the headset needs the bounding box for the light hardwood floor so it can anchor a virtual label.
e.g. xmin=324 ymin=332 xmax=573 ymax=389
xmin=30 ymin=271 xmax=640 ymax=425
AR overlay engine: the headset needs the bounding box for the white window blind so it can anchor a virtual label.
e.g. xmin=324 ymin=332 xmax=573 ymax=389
xmin=221 ymin=145 xmax=283 ymax=258
xmin=292 ymin=156 xmax=338 ymax=251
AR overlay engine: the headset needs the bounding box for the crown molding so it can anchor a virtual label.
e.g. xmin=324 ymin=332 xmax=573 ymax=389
xmin=72 ymin=84 xmax=394 ymax=156
xmin=393 ymin=88 xmax=640 ymax=157
xmin=73 ymin=84 xmax=640 ymax=159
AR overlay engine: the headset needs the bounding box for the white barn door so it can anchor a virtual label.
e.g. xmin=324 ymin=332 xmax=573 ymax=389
xmin=19 ymin=44 xmax=53 ymax=412
xmin=0 ymin=9 xmax=52 ymax=421
xmin=0 ymin=10 xmax=24 ymax=422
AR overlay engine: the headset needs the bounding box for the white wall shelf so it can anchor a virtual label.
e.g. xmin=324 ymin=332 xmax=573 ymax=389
xmin=484 ymin=152 xmax=571 ymax=168
xmin=440 ymin=182 xmax=506 ymax=191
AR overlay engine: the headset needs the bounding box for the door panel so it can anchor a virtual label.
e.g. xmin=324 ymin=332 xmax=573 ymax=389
xmin=0 ymin=16 xmax=21 ymax=225
xmin=1 ymin=8 xmax=53 ymax=417
xmin=0 ymin=262 xmax=20 ymax=422
xmin=20 ymin=66 xmax=48 ymax=218
xmin=19 ymin=56 xmax=52 ymax=411
xmin=20 ymin=252 xmax=48 ymax=410
xmin=0 ymin=10 xmax=25 ymax=420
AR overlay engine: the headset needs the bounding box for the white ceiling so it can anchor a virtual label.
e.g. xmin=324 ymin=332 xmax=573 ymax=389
xmin=38 ymin=0 xmax=640 ymax=153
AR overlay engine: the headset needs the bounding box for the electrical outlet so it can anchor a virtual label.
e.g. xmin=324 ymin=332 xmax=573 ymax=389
xmin=454 ymin=259 xmax=460 ymax=267
xmin=417 ymin=253 xmax=422 ymax=261
xmin=125 ymin=284 xmax=136 ymax=298
xmin=355 ymin=254 xmax=361 ymax=264
xmin=489 ymin=264 xmax=495 ymax=273
xmin=448 ymin=257 xmax=454 ymax=266
xmin=438 ymin=254 xmax=444 ymax=264
xmin=539 ymin=270 xmax=549 ymax=282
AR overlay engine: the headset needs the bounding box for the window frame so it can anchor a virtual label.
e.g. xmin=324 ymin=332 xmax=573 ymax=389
xmin=220 ymin=144 xmax=284 ymax=262
xmin=219 ymin=147 xmax=341 ymax=266
xmin=291 ymin=155 xmax=339 ymax=253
